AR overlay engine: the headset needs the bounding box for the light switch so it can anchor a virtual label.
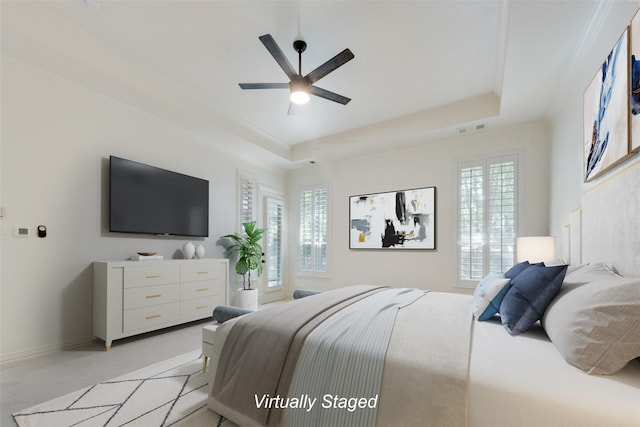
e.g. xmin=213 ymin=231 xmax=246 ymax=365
xmin=13 ymin=226 xmax=30 ymax=238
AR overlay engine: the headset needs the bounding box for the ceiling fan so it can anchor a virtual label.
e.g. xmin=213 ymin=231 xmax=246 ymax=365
xmin=239 ymin=34 xmax=355 ymax=114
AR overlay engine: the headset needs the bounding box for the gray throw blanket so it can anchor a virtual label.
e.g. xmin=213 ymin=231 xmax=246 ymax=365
xmin=286 ymin=288 xmax=428 ymax=427
xmin=207 ymin=291 xmax=474 ymax=427
xmin=210 ymin=285 xmax=386 ymax=426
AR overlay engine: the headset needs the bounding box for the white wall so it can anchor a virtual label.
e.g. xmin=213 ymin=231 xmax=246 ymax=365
xmin=0 ymin=56 xmax=285 ymax=361
xmin=286 ymin=121 xmax=551 ymax=294
xmin=549 ymin=2 xmax=640 ymax=258
xmin=7 ymin=1 xmax=636 ymax=362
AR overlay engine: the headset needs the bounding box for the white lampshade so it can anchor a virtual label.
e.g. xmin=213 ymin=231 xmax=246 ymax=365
xmin=516 ymin=236 xmax=556 ymax=263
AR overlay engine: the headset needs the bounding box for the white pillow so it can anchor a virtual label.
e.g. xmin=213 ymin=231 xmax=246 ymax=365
xmin=543 ymin=264 xmax=640 ymax=374
xmin=563 ymin=262 xmax=618 ymax=285
xmin=472 ymin=273 xmax=512 ymax=321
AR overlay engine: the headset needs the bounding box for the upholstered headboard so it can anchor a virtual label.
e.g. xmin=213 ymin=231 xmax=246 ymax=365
xmin=581 ymin=160 xmax=640 ymax=277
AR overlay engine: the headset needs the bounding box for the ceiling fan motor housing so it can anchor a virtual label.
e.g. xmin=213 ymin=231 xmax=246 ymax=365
xmin=290 ymin=77 xmax=310 ymax=91
xmin=293 ymin=40 xmax=307 ymax=54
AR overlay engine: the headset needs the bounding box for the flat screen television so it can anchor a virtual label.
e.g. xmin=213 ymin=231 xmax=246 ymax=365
xmin=109 ymin=156 xmax=209 ymax=237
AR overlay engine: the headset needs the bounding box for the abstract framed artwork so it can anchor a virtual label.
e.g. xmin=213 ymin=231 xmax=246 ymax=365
xmin=583 ymin=29 xmax=629 ymax=182
xmin=349 ymin=186 xmax=436 ymax=250
xmin=631 ymin=11 xmax=640 ymax=153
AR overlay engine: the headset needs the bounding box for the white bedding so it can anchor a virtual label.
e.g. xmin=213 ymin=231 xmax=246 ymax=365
xmin=207 ymin=291 xmax=640 ymax=427
xmin=469 ymin=317 xmax=640 ymax=427
xmin=208 ymin=291 xmax=471 ymax=427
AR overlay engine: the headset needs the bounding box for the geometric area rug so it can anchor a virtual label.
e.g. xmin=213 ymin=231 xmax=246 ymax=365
xmin=12 ymin=349 xmax=223 ymax=427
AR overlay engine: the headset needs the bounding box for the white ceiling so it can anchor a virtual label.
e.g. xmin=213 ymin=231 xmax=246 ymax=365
xmin=1 ymin=1 xmax=633 ymax=168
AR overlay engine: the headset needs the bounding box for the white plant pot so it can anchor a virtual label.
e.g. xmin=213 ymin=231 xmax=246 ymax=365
xmin=234 ymin=288 xmax=258 ymax=311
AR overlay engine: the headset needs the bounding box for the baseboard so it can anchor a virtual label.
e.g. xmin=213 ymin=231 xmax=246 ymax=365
xmin=0 ymin=336 xmax=91 ymax=364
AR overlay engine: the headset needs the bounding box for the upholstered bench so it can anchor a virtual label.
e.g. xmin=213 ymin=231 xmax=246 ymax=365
xmin=202 ymin=305 xmax=253 ymax=372
xmin=212 ymin=305 xmax=253 ymax=323
xmin=293 ymin=289 xmax=321 ymax=299
xmin=202 ymin=324 xmax=218 ymax=373
xmin=201 ymin=294 xmax=321 ymax=372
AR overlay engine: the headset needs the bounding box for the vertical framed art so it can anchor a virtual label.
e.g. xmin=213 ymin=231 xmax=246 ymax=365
xmin=583 ymin=28 xmax=629 ymax=182
xmin=349 ymin=186 xmax=436 ymax=250
xmin=630 ymin=10 xmax=640 ymax=153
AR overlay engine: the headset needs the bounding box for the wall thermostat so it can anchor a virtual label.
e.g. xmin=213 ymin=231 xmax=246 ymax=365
xmin=38 ymin=225 xmax=47 ymax=238
xmin=13 ymin=226 xmax=30 ymax=238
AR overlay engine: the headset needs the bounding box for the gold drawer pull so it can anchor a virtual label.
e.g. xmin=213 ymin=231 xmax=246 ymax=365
xmin=145 ymin=274 xmax=161 ymax=279
xmin=146 ymin=314 xmax=161 ymax=320
xmin=146 ymin=294 xmax=162 ymax=299
xmin=196 ymin=271 xmax=208 ymax=275
xmin=196 ymin=288 xmax=209 ymax=292
xmin=196 ymin=305 xmax=208 ymax=310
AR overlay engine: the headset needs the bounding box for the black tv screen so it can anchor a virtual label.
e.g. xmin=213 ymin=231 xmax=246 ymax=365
xmin=109 ymin=156 xmax=209 ymax=237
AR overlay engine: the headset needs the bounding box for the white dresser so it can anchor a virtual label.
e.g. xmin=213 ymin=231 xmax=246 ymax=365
xmin=93 ymin=258 xmax=228 ymax=350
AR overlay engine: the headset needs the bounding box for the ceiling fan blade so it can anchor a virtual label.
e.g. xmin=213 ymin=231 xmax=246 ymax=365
xmin=287 ymin=103 xmax=301 ymax=116
xmin=239 ymin=83 xmax=290 ymax=90
xmin=305 ymin=48 xmax=354 ymax=84
xmin=310 ymin=85 xmax=351 ymax=105
xmin=258 ymin=34 xmax=298 ymax=80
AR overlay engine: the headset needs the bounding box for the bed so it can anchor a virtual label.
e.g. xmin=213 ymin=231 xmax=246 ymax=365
xmin=205 ymin=261 xmax=640 ymax=427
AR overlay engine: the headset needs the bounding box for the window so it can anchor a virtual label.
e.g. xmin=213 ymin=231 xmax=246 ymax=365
xmin=238 ymin=170 xmax=256 ymax=230
xmin=299 ymin=186 xmax=328 ymax=275
xmin=458 ymin=154 xmax=518 ymax=287
xmin=265 ymin=195 xmax=284 ymax=288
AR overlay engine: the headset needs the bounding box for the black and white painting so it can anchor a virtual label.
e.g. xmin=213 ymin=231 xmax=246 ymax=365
xmin=350 ymin=187 xmax=436 ymax=250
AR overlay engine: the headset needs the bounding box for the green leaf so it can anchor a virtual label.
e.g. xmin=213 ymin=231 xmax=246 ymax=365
xmin=222 ymin=221 xmax=266 ymax=282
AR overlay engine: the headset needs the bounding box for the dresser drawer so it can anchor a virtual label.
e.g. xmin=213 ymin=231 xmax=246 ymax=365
xmin=180 ymin=280 xmax=225 ymax=300
xmin=180 ymin=295 xmax=224 ymax=320
xmin=94 ymin=258 xmax=227 ymax=350
xmin=123 ymin=284 xmax=180 ymax=310
xmin=123 ymin=303 xmax=179 ymax=332
xmin=124 ymin=265 xmax=180 ymax=288
xmin=180 ymin=262 xmax=225 ymax=283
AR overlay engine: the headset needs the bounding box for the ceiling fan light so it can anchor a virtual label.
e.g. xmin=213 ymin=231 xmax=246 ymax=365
xmin=290 ymin=90 xmax=310 ymax=105
xmin=290 ymin=78 xmax=310 ymax=105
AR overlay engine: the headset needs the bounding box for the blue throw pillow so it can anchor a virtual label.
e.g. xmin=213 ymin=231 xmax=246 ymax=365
xmin=471 ymin=273 xmax=512 ymax=321
xmin=504 ymin=261 xmax=530 ymax=279
xmin=212 ymin=305 xmax=253 ymax=323
xmin=500 ymin=265 xmax=568 ymax=335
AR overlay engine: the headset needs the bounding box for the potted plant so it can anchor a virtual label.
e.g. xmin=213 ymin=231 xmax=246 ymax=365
xmin=222 ymin=221 xmax=265 ymax=310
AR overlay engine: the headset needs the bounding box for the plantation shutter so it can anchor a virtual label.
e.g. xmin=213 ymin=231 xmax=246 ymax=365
xmin=238 ymin=171 xmax=256 ymax=229
xmin=299 ymin=186 xmax=328 ymax=273
xmin=266 ymin=196 xmax=284 ymax=287
xmin=459 ymin=163 xmax=485 ymax=282
xmin=488 ymin=159 xmax=517 ymax=274
xmin=458 ymin=155 xmax=517 ymax=286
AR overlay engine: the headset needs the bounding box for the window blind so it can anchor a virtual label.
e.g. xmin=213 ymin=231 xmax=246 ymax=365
xmin=266 ymin=197 xmax=283 ymax=287
xmin=458 ymin=155 xmax=517 ymax=284
xmin=299 ymin=186 xmax=328 ymax=273
xmin=238 ymin=171 xmax=256 ymax=229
